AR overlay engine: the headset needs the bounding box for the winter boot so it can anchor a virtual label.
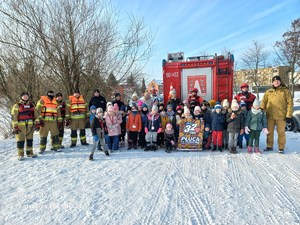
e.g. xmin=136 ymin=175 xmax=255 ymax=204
xmin=238 ymin=141 xmax=243 ymax=149
xmin=247 ymin=146 xmax=253 ymax=153
xmin=88 ymin=154 xmax=93 ymax=160
xmin=133 ymin=145 xmax=138 ymax=150
xmin=264 ymin=147 xmax=273 ymax=151
xmin=224 ymin=144 xmax=228 ymax=150
xmin=229 ymin=147 xmax=234 ymax=154
xmin=144 ymin=142 xmax=150 ymax=151
xmin=233 ymin=147 xmax=238 ymax=154
xmin=70 ymin=144 xmax=76 ymax=148
xmin=212 ymin=145 xmax=217 ymax=151
xmin=254 ymin=147 xmax=262 ymax=154
xmin=218 ymin=145 xmax=223 ymax=152
xmin=127 ymin=142 xmax=132 ymax=150
xmin=279 ymin=149 xmax=284 ymax=154
xmin=104 ymin=150 xmax=110 ymax=156
xmin=82 ymin=142 xmax=89 ymax=146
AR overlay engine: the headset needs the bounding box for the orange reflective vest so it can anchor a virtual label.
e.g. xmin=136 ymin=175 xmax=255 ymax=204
xmin=68 ymin=95 xmax=87 ymax=113
xmin=40 ymin=96 xmax=58 ymax=118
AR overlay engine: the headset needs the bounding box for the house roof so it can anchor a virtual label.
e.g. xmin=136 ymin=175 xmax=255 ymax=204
xmin=149 ymin=79 xmax=163 ymax=85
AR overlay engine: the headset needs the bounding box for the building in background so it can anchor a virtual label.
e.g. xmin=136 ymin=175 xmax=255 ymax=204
xmin=147 ymin=79 xmax=163 ymax=95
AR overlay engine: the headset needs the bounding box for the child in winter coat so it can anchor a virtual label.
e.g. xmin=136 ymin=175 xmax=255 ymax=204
xmin=157 ymin=109 xmax=169 ymax=148
xmin=245 ymin=99 xmax=269 ymax=153
xmin=144 ymin=105 xmax=162 ymax=151
xmin=126 ymin=103 xmax=142 ymax=150
xmin=164 ymin=123 xmax=176 ymax=153
xmin=166 ymin=104 xmax=176 ymax=129
xmin=174 ymin=105 xmax=183 ymax=143
xmin=90 ymin=105 xmax=102 ymax=151
xmin=200 ymin=102 xmax=213 ymax=150
xmin=89 ymin=108 xmax=109 ymax=160
xmin=138 ymin=103 xmax=148 ymax=148
xmin=238 ymin=100 xmax=249 ymax=148
xmin=226 ymin=100 xmax=245 ymax=154
xmin=119 ymin=105 xmax=127 ymax=148
xmin=211 ymin=103 xmax=225 ymax=151
xmin=221 ymin=99 xmax=230 ymax=150
xmin=105 ymin=105 xmax=120 ymax=152
xmin=113 ymin=103 xmax=122 ymax=150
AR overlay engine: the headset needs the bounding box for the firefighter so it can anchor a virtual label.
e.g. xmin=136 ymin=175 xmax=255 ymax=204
xmin=51 ymin=92 xmax=66 ymax=149
xmin=11 ymin=92 xmax=37 ymax=160
xmin=35 ymin=90 xmax=62 ymax=153
xmin=234 ymin=83 xmax=256 ymax=111
xmin=66 ymin=90 xmax=90 ymax=147
xmin=187 ymin=88 xmax=203 ymax=106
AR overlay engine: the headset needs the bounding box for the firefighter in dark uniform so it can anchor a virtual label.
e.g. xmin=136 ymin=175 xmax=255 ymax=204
xmin=11 ymin=92 xmax=37 ymax=160
xmin=35 ymin=91 xmax=62 ymax=153
xmin=66 ymin=90 xmax=90 ymax=147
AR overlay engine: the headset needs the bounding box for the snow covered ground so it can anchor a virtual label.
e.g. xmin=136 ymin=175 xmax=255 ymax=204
xmin=1 ymin=129 xmax=300 ymax=225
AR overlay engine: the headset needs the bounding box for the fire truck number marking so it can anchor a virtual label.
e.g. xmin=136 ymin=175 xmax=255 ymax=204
xmin=166 ymin=72 xmax=179 ymax=78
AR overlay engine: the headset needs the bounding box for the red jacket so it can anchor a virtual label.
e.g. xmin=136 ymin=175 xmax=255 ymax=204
xmin=126 ymin=111 xmax=142 ymax=132
xmin=234 ymin=92 xmax=256 ymax=111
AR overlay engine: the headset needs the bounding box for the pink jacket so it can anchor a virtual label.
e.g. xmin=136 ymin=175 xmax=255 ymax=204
xmin=105 ymin=113 xmax=119 ymax=136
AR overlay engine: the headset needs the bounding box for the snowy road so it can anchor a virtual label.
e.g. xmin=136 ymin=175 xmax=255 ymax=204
xmin=1 ymin=131 xmax=300 ymax=225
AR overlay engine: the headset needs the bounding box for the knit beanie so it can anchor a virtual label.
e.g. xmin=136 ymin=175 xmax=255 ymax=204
xmin=107 ymin=105 xmax=114 ymax=112
xmin=106 ymin=102 xmax=112 ymax=107
xmin=194 ymin=106 xmax=201 ymax=112
xmin=113 ymin=103 xmax=119 ymax=111
xmin=209 ymin=99 xmax=216 ymax=108
xmin=132 ymin=92 xmax=138 ymax=98
xmin=231 ymin=99 xmax=239 ymax=109
xmin=96 ymin=108 xmax=103 ymax=114
xmin=167 ymin=104 xmax=173 ymax=109
xmin=222 ymin=99 xmax=229 ymax=108
xmin=152 ymin=105 xmax=158 ymax=112
xmin=90 ymin=105 xmax=97 ymax=111
xmin=253 ymin=99 xmax=260 ymax=107
xmin=137 ymin=100 xmax=143 ymax=107
xmin=240 ymin=100 xmax=247 ymax=108
xmin=142 ymin=103 xmax=148 ymax=109
xmin=184 ymin=106 xmax=190 ymax=115
xmin=214 ymin=102 xmax=222 ymax=110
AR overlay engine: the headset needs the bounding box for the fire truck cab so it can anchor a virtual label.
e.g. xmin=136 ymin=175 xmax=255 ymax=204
xmin=162 ymin=52 xmax=234 ymax=105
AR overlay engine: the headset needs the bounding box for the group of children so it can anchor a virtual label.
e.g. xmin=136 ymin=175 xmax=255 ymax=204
xmin=88 ymin=96 xmax=269 ymax=160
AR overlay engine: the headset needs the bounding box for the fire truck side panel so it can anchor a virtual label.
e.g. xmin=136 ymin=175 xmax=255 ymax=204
xmin=163 ymin=63 xmax=181 ymax=104
xmin=181 ymin=68 xmax=213 ymax=102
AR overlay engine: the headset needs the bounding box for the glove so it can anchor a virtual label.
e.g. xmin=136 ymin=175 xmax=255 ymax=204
xmin=12 ymin=126 xmax=21 ymax=134
xmin=57 ymin=121 xmax=63 ymax=129
xmin=262 ymin=128 xmax=269 ymax=135
xmin=144 ymin=127 xmax=149 ymax=134
xmin=157 ymin=128 xmax=163 ymax=133
xmin=245 ymin=126 xmax=250 ymax=134
xmin=65 ymin=119 xmax=71 ymax=126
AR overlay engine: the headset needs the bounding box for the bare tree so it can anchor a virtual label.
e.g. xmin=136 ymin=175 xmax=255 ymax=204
xmin=275 ymin=18 xmax=300 ymax=98
xmin=0 ymin=0 xmax=153 ymax=97
xmin=241 ymin=40 xmax=270 ymax=96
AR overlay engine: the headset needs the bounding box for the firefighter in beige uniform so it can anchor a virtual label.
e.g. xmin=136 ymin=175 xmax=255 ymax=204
xmin=65 ymin=90 xmax=90 ymax=147
xmin=35 ymin=91 xmax=62 ymax=153
xmin=11 ymin=92 xmax=37 ymax=160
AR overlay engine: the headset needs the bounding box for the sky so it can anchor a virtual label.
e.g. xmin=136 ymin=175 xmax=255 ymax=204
xmin=114 ymin=0 xmax=300 ymax=81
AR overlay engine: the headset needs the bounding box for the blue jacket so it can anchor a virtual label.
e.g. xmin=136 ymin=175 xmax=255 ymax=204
xmin=211 ymin=112 xmax=225 ymax=131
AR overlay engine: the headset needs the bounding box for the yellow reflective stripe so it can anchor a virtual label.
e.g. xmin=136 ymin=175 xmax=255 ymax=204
xmin=17 ymin=121 xmax=34 ymax=126
xmin=43 ymin=117 xmax=58 ymax=121
xmin=12 ymin=121 xmax=18 ymax=126
xmin=71 ymin=115 xmax=86 ymax=119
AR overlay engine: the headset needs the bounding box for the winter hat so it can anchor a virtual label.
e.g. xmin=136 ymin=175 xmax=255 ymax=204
xmin=209 ymin=99 xmax=216 ymax=108
xmin=131 ymin=103 xmax=137 ymax=109
xmin=137 ymin=100 xmax=143 ymax=107
xmin=159 ymin=102 xmax=165 ymax=108
xmin=166 ymin=123 xmax=173 ymax=130
xmin=272 ymin=75 xmax=281 ymax=82
xmin=20 ymin=91 xmax=29 ymax=98
xmin=240 ymin=100 xmax=247 ymax=108
xmin=106 ymin=102 xmax=112 ymax=107
xmin=184 ymin=106 xmax=190 ymax=115
xmin=189 ymin=101 xmax=196 ymax=106
xmin=191 ymin=88 xmax=198 ymax=93
xmin=253 ymin=99 xmax=260 ymax=107
xmin=56 ymin=92 xmax=63 ymax=97
xmin=214 ymin=103 xmax=222 ymax=110
xmin=115 ymin=93 xmax=121 ymax=98
xmin=231 ymin=99 xmax=239 ymax=109
xmin=96 ymin=108 xmax=103 ymax=114
xmin=194 ymin=106 xmax=201 ymax=112
xmin=120 ymin=105 xmax=126 ymax=111
xmin=90 ymin=105 xmax=97 ymax=111
xmin=113 ymin=103 xmax=119 ymax=111
xmin=167 ymin=104 xmax=173 ymax=109
xmin=152 ymin=105 xmax=158 ymax=112
xmin=132 ymin=92 xmax=138 ymax=98
xmin=142 ymin=103 xmax=148 ymax=109
xmin=74 ymin=89 xmax=80 ymax=94
xmin=176 ymin=105 xmax=183 ymax=111
xmin=170 ymin=89 xmax=176 ymax=95
xmin=107 ymin=105 xmax=114 ymax=112
xmin=222 ymin=99 xmax=229 ymax=108
xmin=240 ymin=83 xmax=249 ymax=89
xmin=47 ymin=90 xmax=55 ymax=97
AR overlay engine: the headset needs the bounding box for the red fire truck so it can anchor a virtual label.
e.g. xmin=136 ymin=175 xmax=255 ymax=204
xmin=162 ymin=52 xmax=234 ymax=105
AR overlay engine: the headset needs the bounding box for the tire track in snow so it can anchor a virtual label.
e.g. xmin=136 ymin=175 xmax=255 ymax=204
xmin=173 ymin=157 xmax=215 ymax=225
